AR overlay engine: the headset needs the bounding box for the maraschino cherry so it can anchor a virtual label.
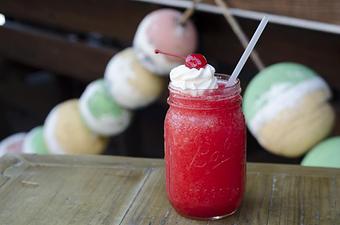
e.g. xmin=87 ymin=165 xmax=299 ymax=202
xmin=155 ymin=49 xmax=207 ymax=69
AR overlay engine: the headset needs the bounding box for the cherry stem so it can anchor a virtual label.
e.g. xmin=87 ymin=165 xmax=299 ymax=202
xmin=154 ymin=49 xmax=186 ymax=60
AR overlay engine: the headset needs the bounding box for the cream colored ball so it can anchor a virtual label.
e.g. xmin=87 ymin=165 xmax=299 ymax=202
xmin=104 ymin=48 xmax=164 ymax=109
xmin=44 ymin=99 xmax=108 ymax=155
xmin=243 ymin=63 xmax=335 ymax=157
xmin=257 ymin=90 xmax=335 ymax=157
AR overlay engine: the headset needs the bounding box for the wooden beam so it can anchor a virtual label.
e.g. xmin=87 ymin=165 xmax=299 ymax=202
xmin=0 ymin=23 xmax=116 ymax=81
xmin=0 ymin=0 xmax=158 ymax=41
xmin=227 ymin=0 xmax=340 ymax=25
xmin=2 ymin=0 xmax=339 ymax=29
xmin=134 ymin=0 xmax=340 ymax=34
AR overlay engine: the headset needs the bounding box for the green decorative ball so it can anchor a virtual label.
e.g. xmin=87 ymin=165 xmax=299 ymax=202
xmin=302 ymin=137 xmax=340 ymax=168
xmin=243 ymin=62 xmax=334 ymax=157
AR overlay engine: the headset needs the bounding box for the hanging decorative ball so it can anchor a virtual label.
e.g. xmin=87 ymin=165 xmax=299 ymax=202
xmin=243 ymin=62 xmax=335 ymax=157
xmin=133 ymin=8 xmax=198 ymax=75
xmin=23 ymin=126 xmax=49 ymax=155
xmin=44 ymin=99 xmax=108 ymax=155
xmin=79 ymin=79 xmax=132 ymax=136
xmin=104 ymin=48 xmax=165 ymax=109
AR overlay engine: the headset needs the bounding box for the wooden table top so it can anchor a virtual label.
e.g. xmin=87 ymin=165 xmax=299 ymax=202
xmin=0 ymin=154 xmax=339 ymax=225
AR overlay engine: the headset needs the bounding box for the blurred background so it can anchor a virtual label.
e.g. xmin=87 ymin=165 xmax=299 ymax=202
xmin=0 ymin=0 xmax=339 ymax=164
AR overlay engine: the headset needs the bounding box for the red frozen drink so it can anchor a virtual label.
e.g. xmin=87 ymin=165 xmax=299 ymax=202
xmin=162 ymin=51 xmax=246 ymax=219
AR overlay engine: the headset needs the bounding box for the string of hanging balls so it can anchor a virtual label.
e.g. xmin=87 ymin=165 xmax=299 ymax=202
xmin=0 ymin=9 xmax=196 ymax=155
xmin=0 ymin=8 xmax=339 ymax=169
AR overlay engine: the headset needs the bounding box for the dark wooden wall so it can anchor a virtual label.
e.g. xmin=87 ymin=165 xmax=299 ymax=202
xmin=0 ymin=0 xmax=339 ymax=163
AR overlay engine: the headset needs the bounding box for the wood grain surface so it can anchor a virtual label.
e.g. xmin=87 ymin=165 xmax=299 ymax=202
xmin=0 ymin=154 xmax=339 ymax=225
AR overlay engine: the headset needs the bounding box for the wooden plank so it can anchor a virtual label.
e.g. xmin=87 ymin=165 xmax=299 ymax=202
xmin=228 ymin=0 xmax=340 ymax=25
xmin=0 ymin=154 xmax=18 ymax=188
xmin=0 ymin=154 xmax=151 ymax=225
xmin=120 ymin=166 xmax=340 ymax=224
xmin=19 ymin=154 xmax=340 ymax=176
xmin=1 ymin=0 xmax=340 ymax=38
xmin=336 ymin=177 xmax=340 ymax=221
xmin=0 ymin=0 xmax=158 ymax=42
xmin=1 ymin=154 xmax=340 ymax=224
xmin=135 ymin=0 xmax=340 ymax=35
xmin=22 ymin=154 xmax=164 ymax=168
xmin=247 ymin=163 xmax=340 ymax=176
xmin=232 ymin=173 xmax=272 ymax=224
xmin=119 ymin=167 xmax=211 ymax=225
xmin=0 ymin=23 xmax=116 ymax=81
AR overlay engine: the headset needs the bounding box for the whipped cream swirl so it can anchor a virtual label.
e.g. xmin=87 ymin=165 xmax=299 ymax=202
xmin=170 ymin=64 xmax=218 ymax=90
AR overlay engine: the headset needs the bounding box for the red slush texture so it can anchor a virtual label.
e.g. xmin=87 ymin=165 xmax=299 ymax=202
xmin=164 ymin=83 xmax=246 ymax=219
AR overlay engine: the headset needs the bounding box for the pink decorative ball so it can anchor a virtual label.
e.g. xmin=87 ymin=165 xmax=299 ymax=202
xmin=133 ymin=9 xmax=198 ymax=75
